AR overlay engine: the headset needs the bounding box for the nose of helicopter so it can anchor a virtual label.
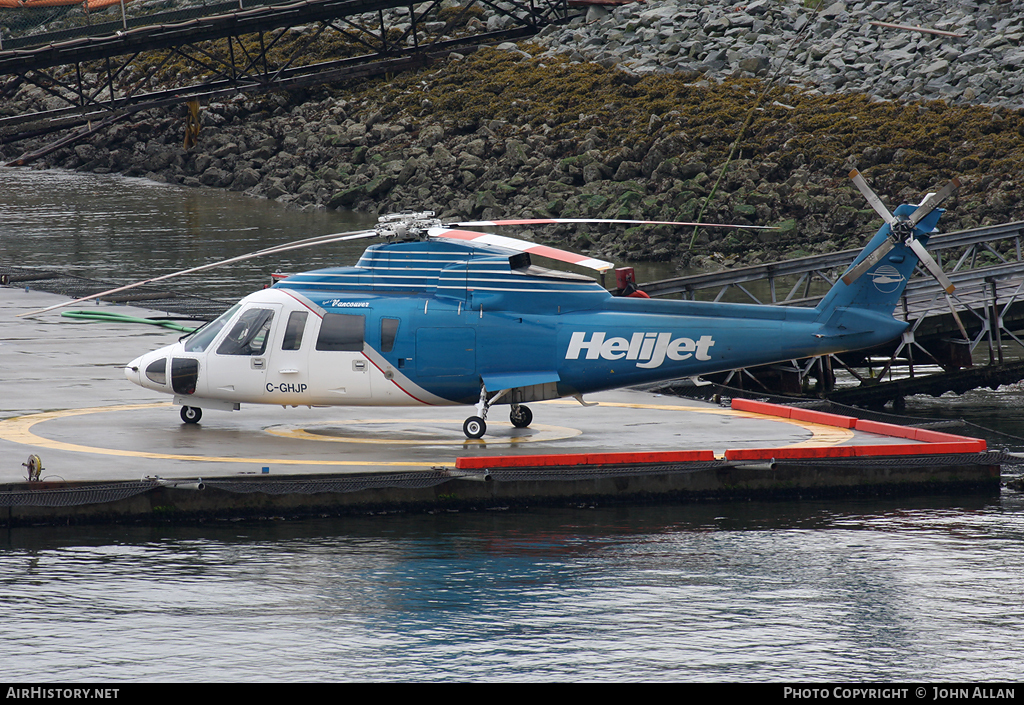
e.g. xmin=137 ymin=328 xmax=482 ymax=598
xmin=125 ymin=355 xmax=143 ymax=387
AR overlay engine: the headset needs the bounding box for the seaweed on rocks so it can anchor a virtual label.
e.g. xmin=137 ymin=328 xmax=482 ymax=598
xmin=4 ymin=0 xmax=1024 ymax=269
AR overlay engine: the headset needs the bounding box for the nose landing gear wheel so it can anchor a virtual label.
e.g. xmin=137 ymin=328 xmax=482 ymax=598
xmin=463 ymin=416 xmax=486 ymax=439
xmin=510 ymin=405 xmax=533 ymax=428
xmin=180 ymin=406 xmax=202 ymax=424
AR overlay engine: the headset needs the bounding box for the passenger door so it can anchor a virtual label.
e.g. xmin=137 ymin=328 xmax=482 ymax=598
xmin=306 ymin=312 xmax=372 ymax=403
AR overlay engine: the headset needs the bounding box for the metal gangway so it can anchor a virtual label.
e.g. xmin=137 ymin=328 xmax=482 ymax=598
xmin=0 ymin=0 xmax=573 ymax=141
xmin=640 ymin=220 xmax=1024 ymax=405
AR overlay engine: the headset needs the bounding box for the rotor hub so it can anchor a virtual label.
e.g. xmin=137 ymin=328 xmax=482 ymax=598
xmin=376 ymin=211 xmax=442 ymax=240
xmin=891 ymin=217 xmax=915 ymax=240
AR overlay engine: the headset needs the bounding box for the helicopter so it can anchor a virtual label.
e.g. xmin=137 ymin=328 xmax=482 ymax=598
xmin=25 ymin=170 xmax=959 ymax=439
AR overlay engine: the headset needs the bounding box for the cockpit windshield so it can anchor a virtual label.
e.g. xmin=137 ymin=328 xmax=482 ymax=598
xmin=183 ymin=304 xmax=241 ymax=353
xmin=217 ymin=308 xmax=275 ymax=356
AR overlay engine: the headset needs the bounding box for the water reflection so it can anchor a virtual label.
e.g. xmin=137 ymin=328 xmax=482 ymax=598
xmin=2 ymin=168 xmax=378 ymax=300
xmin=2 ymin=497 xmax=1023 ymax=682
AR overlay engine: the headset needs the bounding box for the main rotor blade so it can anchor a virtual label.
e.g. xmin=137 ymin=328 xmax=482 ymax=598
xmin=428 ymin=227 xmax=615 ymax=272
xmin=907 ymin=237 xmax=955 ymax=294
xmin=18 ymin=229 xmax=378 ymax=317
xmin=849 ymin=169 xmax=895 ymax=224
xmin=841 ymin=239 xmax=895 ymax=286
xmin=907 ymin=177 xmax=961 ymax=227
xmin=451 ymin=218 xmax=779 ymax=230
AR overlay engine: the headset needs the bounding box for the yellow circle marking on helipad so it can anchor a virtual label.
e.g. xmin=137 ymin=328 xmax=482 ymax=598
xmin=265 ymin=420 xmax=580 ymax=445
xmin=541 ymin=399 xmax=854 ymax=448
xmin=0 ymin=404 xmax=437 ymax=468
xmin=0 ymin=398 xmax=852 ymax=466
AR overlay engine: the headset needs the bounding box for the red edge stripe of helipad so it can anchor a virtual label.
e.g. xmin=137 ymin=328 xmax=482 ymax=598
xmin=456 ymin=401 xmax=990 ymax=470
xmin=729 ymin=399 xmax=987 ymax=455
xmin=455 ymin=450 xmax=715 ymax=470
xmin=725 ymin=447 xmax=856 ymax=461
xmin=724 ymin=440 xmax=987 ymax=461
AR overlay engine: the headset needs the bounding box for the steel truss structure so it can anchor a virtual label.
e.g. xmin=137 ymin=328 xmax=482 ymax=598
xmin=0 ymin=0 xmax=572 ymax=135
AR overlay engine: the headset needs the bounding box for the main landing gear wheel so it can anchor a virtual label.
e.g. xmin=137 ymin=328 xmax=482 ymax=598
xmin=180 ymin=406 xmax=202 ymax=424
xmin=463 ymin=416 xmax=486 ymax=439
xmin=510 ymin=405 xmax=533 ymax=428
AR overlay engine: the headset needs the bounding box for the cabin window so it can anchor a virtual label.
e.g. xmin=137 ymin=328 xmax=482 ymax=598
xmin=282 ymin=311 xmax=308 ymax=351
xmin=184 ymin=303 xmax=240 ymax=353
xmin=217 ymin=308 xmax=275 ymax=356
xmin=380 ymin=318 xmax=400 ymax=353
xmin=145 ymin=358 xmax=167 ymax=386
xmin=316 ymin=313 xmax=364 ymax=352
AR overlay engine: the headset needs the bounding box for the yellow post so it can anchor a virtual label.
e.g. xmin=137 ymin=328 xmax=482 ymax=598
xmin=183 ymin=99 xmax=201 ymax=150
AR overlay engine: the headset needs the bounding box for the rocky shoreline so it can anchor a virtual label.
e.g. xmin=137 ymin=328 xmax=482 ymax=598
xmin=4 ymin=0 xmax=1024 ymax=268
xmin=535 ymin=0 xmax=1024 ymax=108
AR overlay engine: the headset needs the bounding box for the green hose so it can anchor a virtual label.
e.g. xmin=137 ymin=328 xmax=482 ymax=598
xmin=61 ymin=310 xmax=199 ymax=333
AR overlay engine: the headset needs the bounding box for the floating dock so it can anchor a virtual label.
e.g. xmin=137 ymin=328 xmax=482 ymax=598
xmin=0 ymin=287 xmax=1003 ymax=526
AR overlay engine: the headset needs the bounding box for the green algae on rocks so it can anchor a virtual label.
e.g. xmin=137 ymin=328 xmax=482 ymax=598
xmin=6 ymin=41 xmax=1024 ymax=267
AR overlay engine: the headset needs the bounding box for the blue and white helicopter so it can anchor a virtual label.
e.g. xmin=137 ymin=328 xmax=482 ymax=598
xmin=28 ymin=171 xmax=959 ymax=438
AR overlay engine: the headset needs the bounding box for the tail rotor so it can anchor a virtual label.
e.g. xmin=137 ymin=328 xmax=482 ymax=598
xmin=842 ymin=169 xmax=960 ymax=294
xmin=842 ymin=170 xmax=968 ymax=340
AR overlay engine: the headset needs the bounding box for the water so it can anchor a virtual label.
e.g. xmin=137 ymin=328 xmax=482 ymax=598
xmin=3 ymin=499 xmax=1023 ymax=682
xmin=0 ymin=167 xmax=378 ymax=301
xmin=3 ymin=169 xmax=1024 ymax=682
xmin=0 ymin=167 xmax=680 ymax=301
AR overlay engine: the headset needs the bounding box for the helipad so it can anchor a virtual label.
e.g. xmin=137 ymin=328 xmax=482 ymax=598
xmin=0 ymin=287 xmax=1000 ymax=525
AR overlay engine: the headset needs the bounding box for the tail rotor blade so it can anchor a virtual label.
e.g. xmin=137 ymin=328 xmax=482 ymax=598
xmin=850 ymin=169 xmax=895 ymax=224
xmin=907 ymin=177 xmax=961 ymax=227
xmin=945 ymin=294 xmax=970 ymax=342
xmin=841 ymin=239 xmax=895 ymax=286
xmin=846 ymin=169 xmax=959 ymax=292
xmin=907 ymin=237 xmax=955 ymax=294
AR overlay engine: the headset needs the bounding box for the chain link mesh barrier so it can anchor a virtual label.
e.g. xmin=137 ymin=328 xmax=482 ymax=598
xmin=202 ymin=471 xmax=460 ymax=495
xmin=0 ymin=480 xmax=158 ymax=506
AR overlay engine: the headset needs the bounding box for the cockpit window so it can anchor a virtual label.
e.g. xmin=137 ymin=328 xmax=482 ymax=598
xmin=217 ymin=308 xmax=275 ymax=356
xmin=282 ymin=311 xmax=308 ymax=351
xmin=184 ymin=304 xmax=240 ymax=353
xmin=145 ymin=358 xmax=167 ymax=386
